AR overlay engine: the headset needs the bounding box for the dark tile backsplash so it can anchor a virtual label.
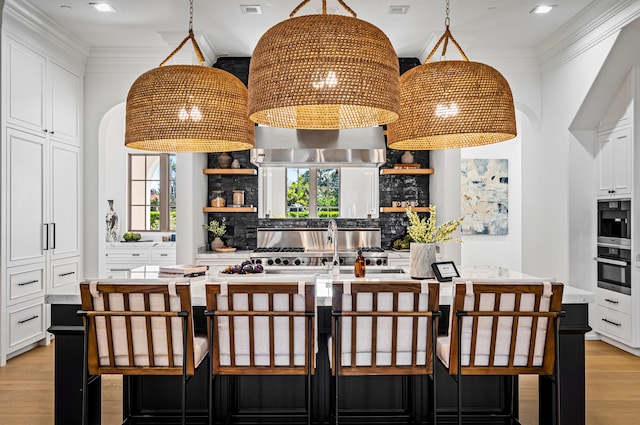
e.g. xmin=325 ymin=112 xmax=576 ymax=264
xmin=205 ymin=57 xmax=430 ymax=251
xmin=205 ymin=149 xmax=430 ymax=251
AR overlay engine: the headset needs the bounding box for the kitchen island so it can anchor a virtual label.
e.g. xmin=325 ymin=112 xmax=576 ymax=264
xmin=46 ymin=267 xmax=593 ymax=425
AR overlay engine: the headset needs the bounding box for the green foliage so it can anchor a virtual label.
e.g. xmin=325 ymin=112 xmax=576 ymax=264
xmin=202 ymin=218 xmax=227 ymax=237
xmin=406 ymin=205 xmax=464 ymax=243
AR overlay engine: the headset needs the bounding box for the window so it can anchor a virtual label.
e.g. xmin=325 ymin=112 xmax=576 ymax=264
xmin=286 ymin=168 xmax=339 ymax=218
xmin=129 ymin=154 xmax=176 ymax=231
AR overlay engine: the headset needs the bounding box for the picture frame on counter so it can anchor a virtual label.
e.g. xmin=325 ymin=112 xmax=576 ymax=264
xmin=431 ymin=261 xmax=460 ymax=282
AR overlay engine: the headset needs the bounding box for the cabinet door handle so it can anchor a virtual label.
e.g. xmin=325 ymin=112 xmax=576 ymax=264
xmin=132 ymin=253 xmax=140 ymax=257
xmin=58 ymin=271 xmax=75 ymax=277
xmin=160 ymin=253 xmax=168 ymax=257
xmin=50 ymin=223 xmax=56 ymax=250
xmin=43 ymin=224 xmax=49 ymax=251
xmin=602 ymin=318 xmax=621 ymax=327
xmin=604 ymin=298 xmax=620 ymax=305
xmin=18 ymin=315 xmax=39 ymax=325
xmin=17 ymin=279 xmax=39 ymax=286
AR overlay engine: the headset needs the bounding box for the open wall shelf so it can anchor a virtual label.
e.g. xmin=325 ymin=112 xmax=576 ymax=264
xmin=203 ymin=207 xmax=257 ymax=213
xmin=380 ymin=207 xmax=431 ymax=213
xmin=203 ymin=168 xmax=257 ymax=175
xmin=380 ymin=168 xmax=434 ymax=175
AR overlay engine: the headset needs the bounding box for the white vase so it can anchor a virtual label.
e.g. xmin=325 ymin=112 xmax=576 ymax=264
xmin=105 ymin=200 xmax=120 ymax=242
xmin=210 ymin=236 xmax=224 ymax=250
xmin=409 ymin=242 xmax=436 ymax=279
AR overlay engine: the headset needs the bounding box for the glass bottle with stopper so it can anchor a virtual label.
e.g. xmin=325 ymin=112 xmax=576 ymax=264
xmin=354 ymin=249 xmax=366 ymax=278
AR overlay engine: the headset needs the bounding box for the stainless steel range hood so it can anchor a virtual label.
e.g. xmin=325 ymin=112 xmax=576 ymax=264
xmin=250 ymin=126 xmax=386 ymax=167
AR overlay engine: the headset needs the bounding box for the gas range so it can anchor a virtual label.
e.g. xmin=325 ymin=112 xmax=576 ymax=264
xmin=250 ymin=247 xmax=388 ymax=267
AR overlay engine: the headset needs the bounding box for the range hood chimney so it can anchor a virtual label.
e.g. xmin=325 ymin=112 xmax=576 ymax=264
xmin=250 ymin=127 xmax=386 ymax=167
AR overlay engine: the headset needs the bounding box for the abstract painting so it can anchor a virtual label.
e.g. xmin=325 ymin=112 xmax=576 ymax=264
xmin=461 ymin=159 xmax=509 ymax=235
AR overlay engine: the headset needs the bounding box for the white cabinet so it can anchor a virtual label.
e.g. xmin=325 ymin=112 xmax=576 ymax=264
xmin=4 ymin=34 xmax=81 ymax=146
xmin=105 ymin=244 xmax=177 ymax=278
xmin=1 ymin=29 xmax=83 ymax=365
xmin=597 ymin=127 xmax=632 ymax=199
xmin=5 ymin=128 xmax=81 ymax=265
xmin=596 ymin=287 xmax=635 ymax=345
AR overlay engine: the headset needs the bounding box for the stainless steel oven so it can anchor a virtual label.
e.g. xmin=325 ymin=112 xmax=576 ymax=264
xmin=596 ymin=244 xmax=631 ymax=295
xmin=598 ymin=199 xmax=631 ymax=246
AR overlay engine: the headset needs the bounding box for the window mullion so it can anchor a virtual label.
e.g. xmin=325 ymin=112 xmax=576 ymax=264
xmin=159 ymin=154 xmax=169 ymax=231
xmin=309 ymin=168 xmax=318 ymax=218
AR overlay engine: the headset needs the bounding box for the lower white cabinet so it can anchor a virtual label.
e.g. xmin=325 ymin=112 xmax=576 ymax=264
xmin=7 ymin=263 xmax=46 ymax=306
xmin=105 ymin=243 xmax=176 ymax=277
xmin=7 ymin=298 xmax=47 ymax=359
xmin=596 ymin=287 xmax=636 ymax=347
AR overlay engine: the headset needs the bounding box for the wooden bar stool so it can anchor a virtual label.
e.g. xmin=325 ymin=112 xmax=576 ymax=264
xmin=437 ymin=280 xmax=565 ymax=425
xmin=78 ymin=279 xmax=209 ymax=425
xmin=331 ymin=281 xmax=441 ymax=425
xmin=205 ymin=281 xmax=316 ymax=425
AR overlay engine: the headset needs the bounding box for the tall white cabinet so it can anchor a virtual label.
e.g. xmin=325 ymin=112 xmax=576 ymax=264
xmin=1 ymin=15 xmax=85 ymax=365
xmin=594 ymin=69 xmax=640 ymax=354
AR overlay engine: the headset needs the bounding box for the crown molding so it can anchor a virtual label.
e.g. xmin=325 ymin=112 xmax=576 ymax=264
xmin=85 ymin=47 xmax=168 ymax=75
xmin=3 ymin=0 xmax=89 ymax=65
xmin=538 ymin=0 xmax=640 ymax=72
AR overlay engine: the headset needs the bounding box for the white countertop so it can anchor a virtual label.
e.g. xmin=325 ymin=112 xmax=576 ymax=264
xmin=46 ymin=265 xmax=594 ymax=307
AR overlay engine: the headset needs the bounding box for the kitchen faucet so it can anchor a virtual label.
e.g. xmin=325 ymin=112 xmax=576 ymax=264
xmin=326 ymin=219 xmax=340 ymax=276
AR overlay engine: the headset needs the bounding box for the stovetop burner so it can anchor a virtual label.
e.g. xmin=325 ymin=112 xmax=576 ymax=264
xmin=359 ymin=247 xmax=385 ymax=253
xmin=254 ymin=247 xmax=305 ymax=253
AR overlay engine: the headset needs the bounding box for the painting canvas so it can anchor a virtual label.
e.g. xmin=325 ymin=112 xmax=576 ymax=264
xmin=461 ymin=159 xmax=508 ymax=235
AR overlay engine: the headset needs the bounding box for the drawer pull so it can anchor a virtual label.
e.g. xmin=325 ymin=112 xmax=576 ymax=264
xmin=17 ymin=279 xmax=39 ymax=286
xmin=602 ymin=318 xmax=622 ymax=327
xmin=604 ymin=298 xmax=620 ymax=305
xmin=110 ymin=268 xmax=131 ymax=272
xmin=18 ymin=315 xmax=39 ymax=325
xmin=160 ymin=253 xmax=168 ymax=257
xmin=58 ymin=271 xmax=76 ymax=277
xmin=132 ymin=253 xmax=141 ymax=257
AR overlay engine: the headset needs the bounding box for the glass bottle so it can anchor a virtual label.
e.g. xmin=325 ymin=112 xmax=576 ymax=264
xmin=210 ymin=190 xmax=226 ymax=207
xmin=354 ymin=249 xmax=366 ymax=278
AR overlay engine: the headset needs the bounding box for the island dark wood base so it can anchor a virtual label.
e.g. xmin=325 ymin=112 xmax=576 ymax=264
xmin=49 ymin=304 xmax=590 ymax=425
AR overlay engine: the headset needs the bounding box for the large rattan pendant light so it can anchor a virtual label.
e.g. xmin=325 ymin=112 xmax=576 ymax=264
xmin=387 ymin=0 xmax=516 ymax=150
xmin=248 ymin=0 xmax=400 ymax=129
xmin=125 ymin=0 xmax=254 ymax=152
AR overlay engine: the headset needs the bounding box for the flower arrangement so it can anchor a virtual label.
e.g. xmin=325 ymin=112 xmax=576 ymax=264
xmin=202 ymin=218 xmax=226 ymax=238
xmin=405 ymin=205 xmax=463 ymax=243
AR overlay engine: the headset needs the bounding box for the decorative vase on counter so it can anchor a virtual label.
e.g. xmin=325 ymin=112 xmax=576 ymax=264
xmin=105 ymin=200 xmax=120 ymax=242
xmin=217 ymin=152 xmax=232 ymax=168
xmin=400 ymin=150 xmax=414 ymax=164
xmin=409 ymin=242 xmax=436 ymax=279
xmin=210 ymin=237 xmax=225 ymax=250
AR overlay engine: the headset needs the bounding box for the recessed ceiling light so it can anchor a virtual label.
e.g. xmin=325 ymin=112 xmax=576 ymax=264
xmin=240 ymin=5 xmax=262 ymax=15
xmin=89 ymin=3 xmax=116 ymax=13
xmin=388 ymin=5 xmax=409 ymax=15
xmin=531 ymin=5 xmax=555 ymax=14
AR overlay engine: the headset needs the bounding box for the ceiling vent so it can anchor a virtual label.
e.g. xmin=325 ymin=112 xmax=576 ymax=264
xmin=388 ymin=5 xmax=409 ymax=15
xmin=240 ymin=5 xmax=262 ymax=15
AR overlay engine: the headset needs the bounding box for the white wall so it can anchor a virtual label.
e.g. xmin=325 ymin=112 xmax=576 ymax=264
xmin=460 ymin=112 xmax=525 ymax=271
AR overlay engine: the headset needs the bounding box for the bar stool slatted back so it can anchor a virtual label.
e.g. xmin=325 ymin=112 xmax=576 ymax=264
xmin=437 ymin=280 xmax=564 ymax=425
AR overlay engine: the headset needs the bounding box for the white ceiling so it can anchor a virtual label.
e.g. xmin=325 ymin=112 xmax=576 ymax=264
xmin=21 ymin=0 xmax=621 ymax=58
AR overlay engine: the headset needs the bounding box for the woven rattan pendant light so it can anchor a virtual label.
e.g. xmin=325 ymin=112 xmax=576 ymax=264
xmin=387 ymin=0 xmax=516 ymax=150
xmin=248 ymin=0 xmax=400 ymax=129
xmin=125 ymin=0 xmax=254 ymax=152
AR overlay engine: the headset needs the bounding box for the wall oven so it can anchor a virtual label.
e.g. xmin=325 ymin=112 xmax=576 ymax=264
xmin=598 ymin=199 xmax=631 ymax=246
xmin=596 ymin=245 xmax=631 ymax=295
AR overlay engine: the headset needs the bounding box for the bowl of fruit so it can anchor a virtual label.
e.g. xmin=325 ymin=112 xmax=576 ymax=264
xmin=221 ymin=260 xmax=264 ymax=275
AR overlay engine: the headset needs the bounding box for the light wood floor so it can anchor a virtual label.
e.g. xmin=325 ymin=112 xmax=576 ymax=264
xmin=1 ymin=340 xmax=639 ymax=424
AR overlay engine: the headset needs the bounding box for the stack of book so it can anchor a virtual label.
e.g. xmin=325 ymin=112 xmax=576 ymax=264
xmin=158 ymin=264 xmax=209 ymax=278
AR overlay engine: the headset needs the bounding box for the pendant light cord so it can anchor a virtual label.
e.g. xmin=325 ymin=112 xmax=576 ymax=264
xmin=425 ymin=0 xmax=468 ymax=63
xmin=290 ymin=0 xmax=357 ymax=18
xmin=159 ymin=0 xmax=205 ymax=66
